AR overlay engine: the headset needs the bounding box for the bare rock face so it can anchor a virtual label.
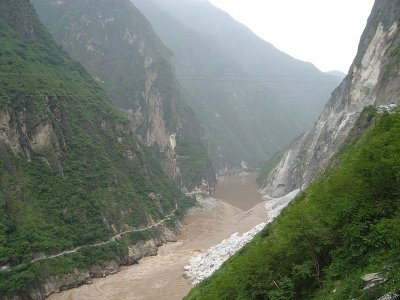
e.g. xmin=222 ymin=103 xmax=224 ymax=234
xmin=127 ymin=240 xmax=158 ymax=264
xmin=263 ymin=0 xmax=400 ymax=197
xmin=0 ymin=98 xmax=64 ymax=174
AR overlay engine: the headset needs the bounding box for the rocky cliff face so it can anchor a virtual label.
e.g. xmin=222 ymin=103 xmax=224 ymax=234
xmin=264 ymin=0 xmax=400 ymax=197
xmin=32 ymin=0 xmax=215 ymax=190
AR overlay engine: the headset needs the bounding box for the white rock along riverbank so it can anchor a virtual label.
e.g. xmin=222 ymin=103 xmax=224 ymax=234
xmin=184 ymin=189 xmax=300 ymax=284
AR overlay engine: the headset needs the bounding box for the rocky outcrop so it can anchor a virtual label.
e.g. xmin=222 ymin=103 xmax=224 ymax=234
xmin=0 ymin=98 xmax=64 ymax=174
xmin=377 ymin=293 xmax=399 ymax=300
xmin=361 ymin=273 xmax=387 ymax=291
xmin=132 ymin=39 xmax=183 ymax=183
xmin=263 ymin=0 xmax=400 ymax=197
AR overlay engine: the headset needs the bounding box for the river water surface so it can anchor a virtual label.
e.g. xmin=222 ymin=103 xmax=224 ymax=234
xmin=49 ymin=173 xmax=266 ymax=300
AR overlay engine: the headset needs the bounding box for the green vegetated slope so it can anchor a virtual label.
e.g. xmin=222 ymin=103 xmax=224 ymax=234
xmin=132 ymin=0 xmax=341 ymax=169
xmin=0 ymin=0 xmax=193 ymax=297
xmin=186 ymin=109 xmax=400 ymax=299
xmin=32 ymin=0 xmax=214 ymax=189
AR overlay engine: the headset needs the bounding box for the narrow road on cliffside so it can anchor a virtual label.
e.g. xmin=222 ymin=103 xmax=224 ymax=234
xmin=2 ymin=203 xmax=178 ymax=271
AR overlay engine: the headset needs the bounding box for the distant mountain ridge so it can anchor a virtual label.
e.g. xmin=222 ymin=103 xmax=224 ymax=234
xmin=132 ymin=0 xmax=341 ymax=169
xmin=326 ymin=70 xmax=347 ymax=78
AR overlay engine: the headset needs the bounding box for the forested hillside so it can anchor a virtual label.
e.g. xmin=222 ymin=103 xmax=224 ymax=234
xmin=0 ymin=1 xmax=193 ymax=298
xmin=32 ymin=0 xmax=215 ymax=189
xmin=186 ymin=108 xmax=400 ymax=299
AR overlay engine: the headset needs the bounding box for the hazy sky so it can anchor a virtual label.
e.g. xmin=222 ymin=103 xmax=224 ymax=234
xmin=208 ymin=0 xmax=375 ymax=73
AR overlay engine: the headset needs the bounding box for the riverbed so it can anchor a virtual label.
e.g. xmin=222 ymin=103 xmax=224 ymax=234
xmin=48 ymin=173 xmax=266 ymax=300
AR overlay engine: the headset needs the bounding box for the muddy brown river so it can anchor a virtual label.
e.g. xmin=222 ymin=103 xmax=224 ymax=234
xmin=48 ymin=173 xmax=266 ymax=300
xmin=215 ymin=173 xmax=264 ymax=211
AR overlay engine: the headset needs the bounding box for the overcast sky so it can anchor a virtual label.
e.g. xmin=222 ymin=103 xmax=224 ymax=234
xmin=208 ymin=0 xmax=375 ymax=73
